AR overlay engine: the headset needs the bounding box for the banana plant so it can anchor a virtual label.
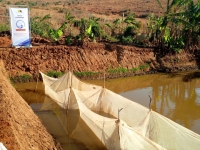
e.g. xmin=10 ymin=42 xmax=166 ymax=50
xmin=147 ymin=13 xmax=163 ymax=41
xmin=123 ymin=13 xmax=140 ymax=29
xmin=49 ymin=12 xmax=75 ymax=42
xmin=49 ymin=28 xmax=63 ymax=42
xmin=105 ymin=18 xmax=121 ymax=36
xmin=183 ymin=0 xmax=200 ymax=46
xmin=74 ymin=17 xmax=101 ymax=45
xmin=30 ymin=14 xmax=51 ymax=38
xmin=87 ymin=16 xmax=102 ymax=40
xmin=62 ymin=12 xmax=75 ymax=35
xmin=155 ymin=0 xmax=191 ymax=50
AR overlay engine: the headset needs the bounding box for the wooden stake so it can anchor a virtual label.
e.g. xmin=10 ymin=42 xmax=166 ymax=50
xmin=103 ymin=71 xmax=105 ymax=88
xmin=116 ymin=108 xmax=123 ymax=123
xmin=34 ymin=73 xmax=39 ymax=92
xmin=149 ymin=95 xmax=153 ymax=110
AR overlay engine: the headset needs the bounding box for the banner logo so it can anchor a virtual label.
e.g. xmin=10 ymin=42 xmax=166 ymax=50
xmin=16 ymin=20 xmax=26 ymax=31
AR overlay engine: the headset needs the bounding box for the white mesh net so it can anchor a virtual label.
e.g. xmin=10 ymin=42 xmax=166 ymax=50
xmin=40 ymin=71 xmax=200 ymax=150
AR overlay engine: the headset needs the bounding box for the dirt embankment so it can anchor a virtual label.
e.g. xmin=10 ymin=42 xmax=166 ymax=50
xmin=0 ymin=41 xmax=199 ymax=80
xmin=0 ymin=43 xmax=153 ymax=76
xmin=0 ymin=60 xmax=61 ymax=150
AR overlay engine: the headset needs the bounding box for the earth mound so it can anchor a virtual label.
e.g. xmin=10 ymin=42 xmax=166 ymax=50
xmin=0 ymin=60 xmax=61 ymax=150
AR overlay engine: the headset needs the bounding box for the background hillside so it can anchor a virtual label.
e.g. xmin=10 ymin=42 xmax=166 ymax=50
xmin=0 ymin=0 xmax=198 ymax=34
xmin=0 ymin=0 xmax=167 ymax=30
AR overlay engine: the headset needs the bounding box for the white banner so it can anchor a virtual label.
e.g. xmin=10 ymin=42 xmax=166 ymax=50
xmin=9 ymin=6 xmax=31 ymax=47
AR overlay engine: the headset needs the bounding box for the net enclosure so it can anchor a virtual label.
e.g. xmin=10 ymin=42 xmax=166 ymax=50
xmin=40 ymin=71 xmax=200 ymax=150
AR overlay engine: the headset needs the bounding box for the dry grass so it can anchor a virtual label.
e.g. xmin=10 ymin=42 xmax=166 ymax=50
xmin=0 ymin=0 xmax=198 ymax=34
xmin=0 ymin=0 xmax=167 ymax=22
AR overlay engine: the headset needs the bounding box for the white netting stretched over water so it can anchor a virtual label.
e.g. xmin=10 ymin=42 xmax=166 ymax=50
xmin=71 ymin=97 xmax=166 ymax=150
xmin=40 ymin=71 xmax=200 ymax=150
xmin=40 ymin=71 xmax=102 ymax=92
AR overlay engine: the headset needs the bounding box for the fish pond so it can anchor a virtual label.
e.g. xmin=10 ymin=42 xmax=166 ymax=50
xmin=15 ymin=71 xmax=200 ymax=149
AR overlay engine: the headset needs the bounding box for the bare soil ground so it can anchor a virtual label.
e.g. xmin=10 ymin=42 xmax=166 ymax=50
xmin=0 ymin=0 xmax=168 ymax=31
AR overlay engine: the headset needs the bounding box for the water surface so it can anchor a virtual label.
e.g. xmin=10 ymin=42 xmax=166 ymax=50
xmin=15 ymin=71 xmax=200 ymax=148
xmin=85 ymin=72 xmax=200 ymax=135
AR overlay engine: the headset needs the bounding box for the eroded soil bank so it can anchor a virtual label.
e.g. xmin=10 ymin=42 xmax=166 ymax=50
xmin=0 ymin=42 xmax=199 ymax=81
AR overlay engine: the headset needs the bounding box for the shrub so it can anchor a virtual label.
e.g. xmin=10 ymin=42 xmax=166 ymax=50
xmin=10 ymin=74 xmax=33 ymax=83
xmin=108 ymin=67 xmax=128 ymax=74
xmin=46 ymin=70 xmax=64 ymax=78
xmin=0 ymin=24 xmax=10 ymax=32
xmin=130 ymin=68 xmax=139 ymax=73
xmin=121 ymin=36 xmax=133 ymax=44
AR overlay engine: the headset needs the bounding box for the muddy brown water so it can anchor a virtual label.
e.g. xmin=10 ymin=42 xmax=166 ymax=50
xmin=15 ymin=71 xmax=200 ymax=149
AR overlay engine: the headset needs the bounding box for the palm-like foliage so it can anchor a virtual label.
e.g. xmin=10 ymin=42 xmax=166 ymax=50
xmin=49 ymin=12 xmax=75 ymax=42
xmin=123 ymin=14 xmax=140 ymax=28
xmin=30 ymin=14 xmax=52 ymax=38
xmin=74 ymin=16 xmax=102 ymax=44
xmin=105 ymin=18 xmax=121 ymax=36
xmin=105 ymin=14 xmax=140 ymax=43
xmin=61 ymin=12 xmax=75 ymax=31
xmin=183 ymin=0 xmax=200 ymax=46
xmin=155 ymin=0 xmax=199 ymax=51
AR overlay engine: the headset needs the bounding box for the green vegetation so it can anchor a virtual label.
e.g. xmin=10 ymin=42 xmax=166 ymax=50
xmin=74 ymin=71 xmax=100 ymax=78
xmin=30 ymin=14 xmax=52 ymax=38
xmin=10 ymin=74 xmax=33 ymax=83
xmin=0 ymin=24 xmax=9 ymax=32
xmin=46 ymin=70 xmax=65 ymax=78
xmin=72 ymin=63 xmax=151 ymax=79
xmin=30 ymin=12 xmax=74 ymax=42
xmin=0 ymin=0 xmax=198 ymax=52
xmin=108 ymin=67 xmax=128 ymax=74
xmin=29 ymin=12 xmax=140 ymax=45
xmin=153 ymin=0 xmax=200 ymax=52
xmin=108 ymin=63 xmax=151 ymax=74
xmin=28 ymin=0 xmax=200 ymax=51
xmin=28 ymin=1 xmax=37 ymax=6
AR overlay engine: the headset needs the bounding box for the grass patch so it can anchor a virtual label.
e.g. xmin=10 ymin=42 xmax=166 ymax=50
xmin=108 ymin=62 xmax=151 ymax=74
xmin=46 ymin=70 xmax=65 ymax=78
xmin=74 ymin=71 xmax=100 ymax=78
xmin=108 ymin=67 xmax=128 ymax=74
xmin=138 ymin=63 xmax=150 ymax=70
xmin=10 ymin=74 xmax=33 ymax=83
xmin=130 ymin=67 xmax=139 ymax=73
xmin=0 ymin=24 xmax=10 ymax=32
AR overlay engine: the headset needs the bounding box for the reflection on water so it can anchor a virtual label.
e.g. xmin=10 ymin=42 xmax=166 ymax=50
xmin=83 ymin=72 xmax=200 ymax=135
xmin=36 ymin=111 xmax=88 ymax=150
xmin=15 ymin=71 xmax=200 ymax=148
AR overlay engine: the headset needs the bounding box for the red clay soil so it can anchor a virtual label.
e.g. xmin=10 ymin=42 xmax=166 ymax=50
xmin=0 ymin=60 xmax=62 ymax=150
xmin=0 ymin=36 xmax=11 ymax=48
xmin=0 ymin=36 xmax=199 ymax=80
